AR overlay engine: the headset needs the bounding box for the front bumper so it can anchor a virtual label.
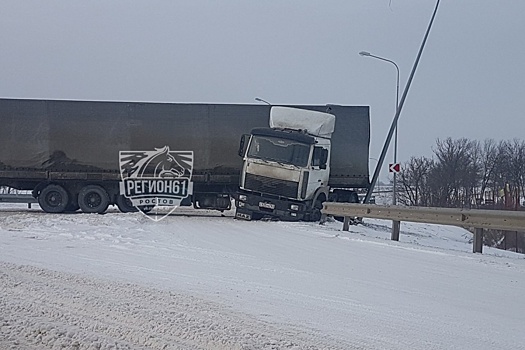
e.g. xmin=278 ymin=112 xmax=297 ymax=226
xmin=235 ymin=192 xmax=306 ymax=221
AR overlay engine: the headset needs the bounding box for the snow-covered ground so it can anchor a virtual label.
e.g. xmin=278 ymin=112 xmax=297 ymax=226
xmin=1 ymin=203 xmax=524 ymax=349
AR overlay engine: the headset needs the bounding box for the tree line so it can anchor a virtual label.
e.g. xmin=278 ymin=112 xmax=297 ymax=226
xmin=397 ymin=137 xmax=525 ymax=253
xmin=398 ymin=137 xmax=524 ymax=209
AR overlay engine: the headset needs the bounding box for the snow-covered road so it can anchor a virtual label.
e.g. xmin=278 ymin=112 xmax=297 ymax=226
xmin=1 ymin=262 xmax=344 ymax=350
xmin=1 ymin=205 xmax=525 ymax=349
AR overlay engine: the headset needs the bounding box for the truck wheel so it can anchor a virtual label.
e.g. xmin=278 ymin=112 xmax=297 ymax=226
xmin=38 ymin=184 xmax=70 ymax=213
xmin=305 ymin=200 xmax=323 ymax=222
xmin=349 ymin=192 xmax=359 ymax=203
xmin=78 ymin=185 xmax=110 ymax=214
xmin=116 ymin=195 xmax=138 ymax=213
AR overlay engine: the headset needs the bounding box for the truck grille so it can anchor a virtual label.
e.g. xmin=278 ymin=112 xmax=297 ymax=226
xmin=244 ymin=173 xmax=299 ymax=199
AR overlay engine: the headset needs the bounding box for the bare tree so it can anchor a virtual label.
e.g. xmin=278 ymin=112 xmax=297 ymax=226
xmin=398 ymin=137 xmax=525 ymax=253
xmin=398 ymin=156 xmax=433 ymax=206
xmin=473 ymin=139 xmax=499 ymax=206
xmin=500 ymin=139 xmax=525 ymax=209
xmin=431 ymin=138 xmax=479 ymax=207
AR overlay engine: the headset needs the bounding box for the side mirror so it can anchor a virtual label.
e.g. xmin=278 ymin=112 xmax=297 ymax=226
xmin=238 ymin=134 xmax=249 ymax=157
xmin=319 ymin=149 xmax=329 ymax=169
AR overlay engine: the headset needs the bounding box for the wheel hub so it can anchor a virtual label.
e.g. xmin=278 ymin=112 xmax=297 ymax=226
xmin=46 ymin=192 xmax=62 ymax=207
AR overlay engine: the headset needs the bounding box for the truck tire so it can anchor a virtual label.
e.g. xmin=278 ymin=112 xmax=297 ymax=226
xmin=305 ymin=200 xmax=323 ymax=222
xmin=116 ymin=195 xmax=138 ymax=213
xmin=38 ymin=184 xmax=70 ymax=213
xmin=78 ymin=185 xmax=110 ymax=214
xmin=312 ymin=200 xmax=324 ymax=222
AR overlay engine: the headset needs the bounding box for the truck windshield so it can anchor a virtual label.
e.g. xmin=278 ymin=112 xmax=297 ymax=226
xmin=247 ymin=136 xmax=310 ymax=167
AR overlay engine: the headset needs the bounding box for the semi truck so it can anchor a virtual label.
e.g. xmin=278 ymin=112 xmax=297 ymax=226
xmin=235 ymin=105 xmax=369 ymax=221
xmin=0 ymin=98 xmax=370 ymax=217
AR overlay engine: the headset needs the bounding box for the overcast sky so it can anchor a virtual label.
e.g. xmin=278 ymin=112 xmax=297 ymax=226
xmin=1 ymin=1 xmax=524 ymax=179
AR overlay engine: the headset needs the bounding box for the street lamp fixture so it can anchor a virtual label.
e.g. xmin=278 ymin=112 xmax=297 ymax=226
xmin=359 ymin=51 xmax=400 ymax=205
xmin=254 ymin=97 xmax=271 ymax=105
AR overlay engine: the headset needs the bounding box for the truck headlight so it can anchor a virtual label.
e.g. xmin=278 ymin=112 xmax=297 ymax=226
xmin=239 ymin=194 xmax=247 ymax=201
xmin=290 ymin=204 xmax=299 ymax=211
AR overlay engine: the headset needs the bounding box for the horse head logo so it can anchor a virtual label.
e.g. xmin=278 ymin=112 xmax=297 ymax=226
xmin=122 ymin=146 xmax=189 ymax=179
xmin=138 ymin=146 xmax=186 ymax=178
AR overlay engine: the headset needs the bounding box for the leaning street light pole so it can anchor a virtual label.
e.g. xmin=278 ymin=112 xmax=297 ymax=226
xmin=359 ymin=51 xmax=400 ymax=205
xmin=363 ymin=0 xmax=441 ymax=209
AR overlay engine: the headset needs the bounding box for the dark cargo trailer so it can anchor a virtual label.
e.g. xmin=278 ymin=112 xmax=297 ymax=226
xmin=0 ymin=98 xmax=370 ymax=214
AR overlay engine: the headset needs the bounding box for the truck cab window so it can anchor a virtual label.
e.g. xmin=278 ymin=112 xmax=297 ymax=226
xmin=247 ymin=136 xmax=310 ymax=167
xmin=312 ymin=146 xmax=325 ymax=167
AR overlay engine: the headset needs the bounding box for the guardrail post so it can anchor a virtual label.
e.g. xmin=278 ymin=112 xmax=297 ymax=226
xmin=343 ymin=216 xmax=350 ymax=231
xmin=391 ymin=220 xmax=400 ymax=241
xmin=473 ymin=228 xmax=483 ymax=253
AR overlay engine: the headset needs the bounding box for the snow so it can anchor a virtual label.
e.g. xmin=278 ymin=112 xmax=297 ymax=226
xmin=269 ymin=107 xmax=335 ymax=138
xmin=1 ymin=203 xmax=525 ymax=349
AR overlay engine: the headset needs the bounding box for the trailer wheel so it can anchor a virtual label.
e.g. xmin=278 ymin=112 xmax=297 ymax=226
xmin=38 ymin=184 xmax=69 ymax=213
xmin=78 ymin=185 xmax=110 ymax=214
xmin=116 ymin=195 xmax=138 ymax=213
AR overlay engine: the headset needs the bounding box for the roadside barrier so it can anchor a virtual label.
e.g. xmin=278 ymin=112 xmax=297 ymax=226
xmin=322 ymin=203 xmax=525 ymax=253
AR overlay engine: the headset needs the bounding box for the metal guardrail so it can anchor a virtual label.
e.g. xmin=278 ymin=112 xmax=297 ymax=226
xmin=322 ymin=203 xmax=525 ymax=254
xmin=0 ymin=194 xmax=37 ymax=208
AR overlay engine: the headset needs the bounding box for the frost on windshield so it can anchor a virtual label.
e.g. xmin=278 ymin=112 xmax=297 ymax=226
xmin=247 ymin=136 xmax=310 ymax=167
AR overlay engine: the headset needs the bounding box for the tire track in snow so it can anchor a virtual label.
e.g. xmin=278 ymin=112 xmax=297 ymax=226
xmin=0 ymin=262 xmax=357 ymax=350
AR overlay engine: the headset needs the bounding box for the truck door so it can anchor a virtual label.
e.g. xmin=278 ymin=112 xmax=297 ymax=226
xmin=305 ymin=146 xmax=329 ymax=199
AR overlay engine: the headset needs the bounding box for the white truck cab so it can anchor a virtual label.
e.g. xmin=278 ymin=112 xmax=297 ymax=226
xmin=236 ymin=107 xmax=334 ymax=221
